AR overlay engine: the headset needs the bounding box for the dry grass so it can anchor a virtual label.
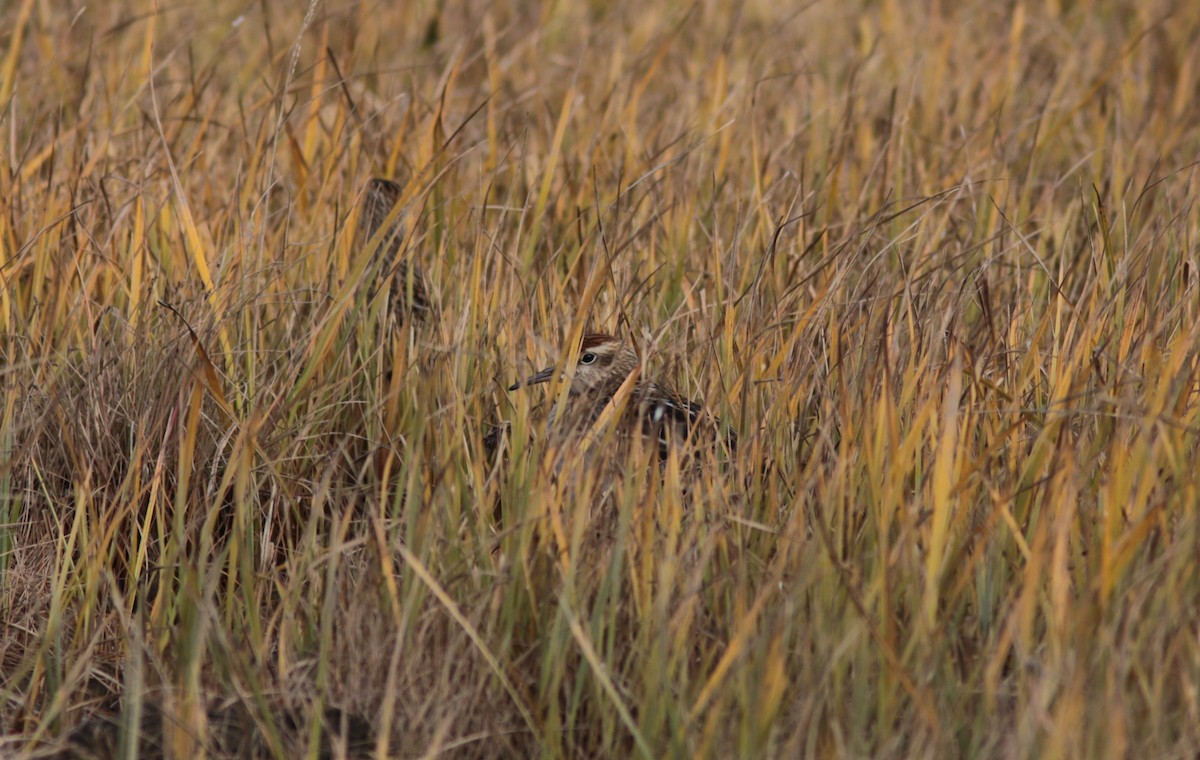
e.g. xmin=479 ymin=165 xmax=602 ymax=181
xmin=2 ymin=0 xmax=1200 ymax=757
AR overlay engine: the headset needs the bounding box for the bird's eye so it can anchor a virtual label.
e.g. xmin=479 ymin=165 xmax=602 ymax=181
xmin=580 ymin=352 xmax=597 ymax=364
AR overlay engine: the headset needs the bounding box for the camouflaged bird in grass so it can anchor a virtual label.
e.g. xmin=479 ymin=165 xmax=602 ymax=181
xmin=508 ymin=332 xmax=736 ymax=458
xmin=357 ymin=177 xmax=433 ymax=322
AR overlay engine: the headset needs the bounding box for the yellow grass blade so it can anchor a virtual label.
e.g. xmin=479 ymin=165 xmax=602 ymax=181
xmin=395 ymin=542 xmax=542 ymax=745
xmin=923 ymin=350 xmax=962 ymax=629
xmin=563 ymin=599 xmax=654 ymax=759
xmin=526 ymin=84 xmax=575 ymax=261
xmin=0 ymin=0 xmax=34 ymax=106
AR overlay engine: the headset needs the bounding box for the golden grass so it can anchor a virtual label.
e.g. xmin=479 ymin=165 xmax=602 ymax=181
xmin=2 ymin=0 xmax=1200 ymax=757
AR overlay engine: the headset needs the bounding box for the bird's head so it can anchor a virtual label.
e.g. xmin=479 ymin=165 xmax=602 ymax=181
xmin=509 ymin=333 xmax=638 ymax=397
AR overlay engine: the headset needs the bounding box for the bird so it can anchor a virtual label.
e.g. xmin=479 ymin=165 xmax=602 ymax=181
xmin=507 ymin=332 xmax=735 ymax=457
xmin=354 ymin=177 xmax=437 ymax=486
xmin=357 ymin=177 xmax=432 ymax=321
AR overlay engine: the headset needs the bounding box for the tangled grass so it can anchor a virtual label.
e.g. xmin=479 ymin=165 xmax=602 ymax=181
xmin=2 ymin=0 xmax=1199 ymax=757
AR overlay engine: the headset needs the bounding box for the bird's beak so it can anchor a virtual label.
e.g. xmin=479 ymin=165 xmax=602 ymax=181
xmin=508 ymin=366 xmax=555 ymax=391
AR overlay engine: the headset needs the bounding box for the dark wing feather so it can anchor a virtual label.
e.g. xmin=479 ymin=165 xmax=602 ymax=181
xmin=641 ymin=386 xmax=736 ymax=457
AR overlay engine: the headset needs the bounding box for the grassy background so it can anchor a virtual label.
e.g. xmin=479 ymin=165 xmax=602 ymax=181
xmin=2 ymin=0 xmax=1200 ymax=757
